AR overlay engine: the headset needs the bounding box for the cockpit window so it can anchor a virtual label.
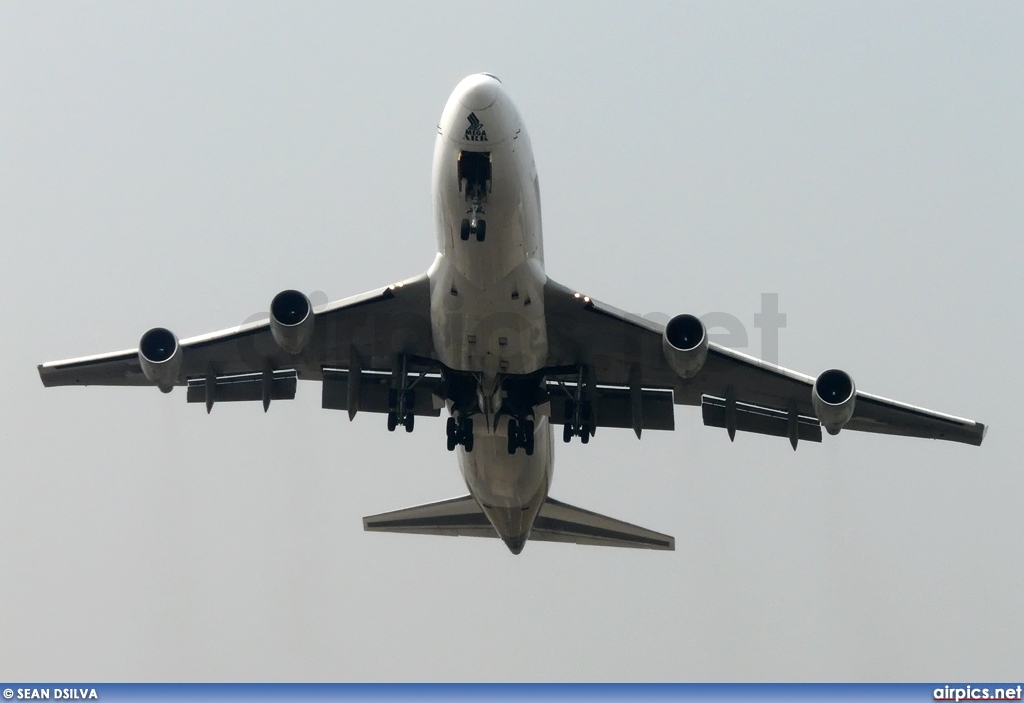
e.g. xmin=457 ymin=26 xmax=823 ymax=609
xmin=480 ymin=73 xmax=501 ymax=83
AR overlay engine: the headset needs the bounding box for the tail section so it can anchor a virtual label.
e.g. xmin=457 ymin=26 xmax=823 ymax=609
xmin=363 ymin=495 xmax=674 ymax=552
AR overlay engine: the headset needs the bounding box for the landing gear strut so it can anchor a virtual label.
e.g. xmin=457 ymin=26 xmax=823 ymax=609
xmin=507 ymin=417 xmax=536 ymax=456
xmin=446 ymin=415 xmax=474 ymax=452
xmin=562 ymin=399 xmax=593 ymax=443
xmin=560 ymin=367 xmax=595 ymax=443
xmin=386 ymin=355 xmax=425 ymax=433
xmin=387 ymin=388 xmax=416 ymax=433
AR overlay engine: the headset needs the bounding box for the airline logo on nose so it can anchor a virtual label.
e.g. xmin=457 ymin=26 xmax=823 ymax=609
xmin=465 ymin=113 xmax=488 ymax=142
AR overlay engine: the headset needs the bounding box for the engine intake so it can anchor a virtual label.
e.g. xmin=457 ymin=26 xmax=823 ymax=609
xmin=662 ymin=314 xmax=708 ymax=379
xmin=138 ymin=327 xmax=181 ymax=392
xmin=812 ymin=368 xmax=856 ymax=435
xmin=270 ymin=290 xmax=314 ymax=354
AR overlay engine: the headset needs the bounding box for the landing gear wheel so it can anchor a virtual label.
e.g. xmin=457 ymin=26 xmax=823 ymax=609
xmin=463 ymin=417 xmax=474 ymax=452
xmin=403 ymin=389 xmax=416 ymax=411
xmin=524 ymin=420 xmax=535 ymax=456
xmin=403 ymin=413 xmax=415 ymax=433
xmin=580 ymin=429 xmax=590 ymax=444
xmin=475 ymin=220 xmax=486 ymax=242
xmin=460 ymin=219 xmax=471 ymax=241
xmin=446 ymin=417 xmax=458 ymax=451
xmin=387 ymin=411 xmax=398 ymax=432
xmin=507 ymin=418 xmax=519 ymax=455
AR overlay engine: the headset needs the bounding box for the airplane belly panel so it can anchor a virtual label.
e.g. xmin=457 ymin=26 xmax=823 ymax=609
xmin=456 ymin=415 xmax=552 ymax=513
xmin=429 ymin=255 xmax=548 ymax=375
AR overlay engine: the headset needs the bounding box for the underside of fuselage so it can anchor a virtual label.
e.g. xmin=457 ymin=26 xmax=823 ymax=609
xmin=425 ymin=73 xmax=557 ymax=552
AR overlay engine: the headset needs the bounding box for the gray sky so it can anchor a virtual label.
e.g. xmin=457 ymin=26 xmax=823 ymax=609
xmin=2 ymin=0 xmax=1021 ymax=681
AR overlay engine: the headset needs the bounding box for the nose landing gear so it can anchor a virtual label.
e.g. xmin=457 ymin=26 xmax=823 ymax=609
xmin=460 ymin=217 xmax=486 ymax=242
xmin=457 ymin=151 xmax=490 ymax=243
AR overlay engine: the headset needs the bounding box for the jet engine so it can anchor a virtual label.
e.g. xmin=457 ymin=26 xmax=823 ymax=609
xmin=662 ymin=314 xmax=708 ymax=379
xmin=270 ymin=289 xmax=314 ymax=354
xmin=812 ymin=368 xmax=857 ymax=435
xmin=138 ymin=327 xmax=181 ymax=392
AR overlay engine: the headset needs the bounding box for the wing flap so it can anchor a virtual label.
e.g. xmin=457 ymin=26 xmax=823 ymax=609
xmin=322 ymin=368 xmax=442 ymax=417
xmin=701 ymin=395 xmax=822 ymax=443
xmin=545 ymin=382 xmax=675 ymax=431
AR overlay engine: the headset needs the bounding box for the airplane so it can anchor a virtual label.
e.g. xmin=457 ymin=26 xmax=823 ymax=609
xmin=38 ymin=73 xmax=987 ymax=555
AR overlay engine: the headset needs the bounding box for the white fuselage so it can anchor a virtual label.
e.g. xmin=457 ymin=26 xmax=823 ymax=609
xmin=426 ymin=74 xmax=552 ymax=546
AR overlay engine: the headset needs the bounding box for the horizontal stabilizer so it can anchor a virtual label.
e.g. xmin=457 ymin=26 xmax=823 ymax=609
xmin=363 ymin=495 xmax=674 ymax=551
xmin=531 ymin=497 xmax=674 ymax=550
xmin=363 ymin=495 xmax=495 ymax=538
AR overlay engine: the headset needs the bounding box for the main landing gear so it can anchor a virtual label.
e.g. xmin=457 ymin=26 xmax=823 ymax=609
xmin=386 ymin=388 xmax=416 ymax=433
xmin=386 ymin=355 xmax=429 ymax=434
xmin=560 ymin=367 xmax=596 ymax=443
xmin=507 ymin=417 xmax=536 ymax=456
xmin=446 ymin=415 xmax=474 ymax=452
xmin=562 ymin=399 xmax=595 ymax=443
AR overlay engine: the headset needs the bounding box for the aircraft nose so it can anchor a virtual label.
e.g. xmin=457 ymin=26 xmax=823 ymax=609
xmin=457 ymin=73 xmax=501 ymax=110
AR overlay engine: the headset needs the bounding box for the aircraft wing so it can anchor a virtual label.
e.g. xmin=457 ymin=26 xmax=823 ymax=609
xmin=38 ymin=273 xmax=435 ymax=390
xmin=543 ymin=277 xmax=986 ymax=446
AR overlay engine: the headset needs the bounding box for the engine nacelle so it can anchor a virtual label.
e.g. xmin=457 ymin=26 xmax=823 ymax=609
xmin=138 ymin=327 xmax=181 ymax=392
xmin=662 ymin=314 xmax=708 ymax=379
xmin=812 ymin=368 xmax=857 ymax=435
xmin=270 ymin=289 xmax=314 ymax=354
